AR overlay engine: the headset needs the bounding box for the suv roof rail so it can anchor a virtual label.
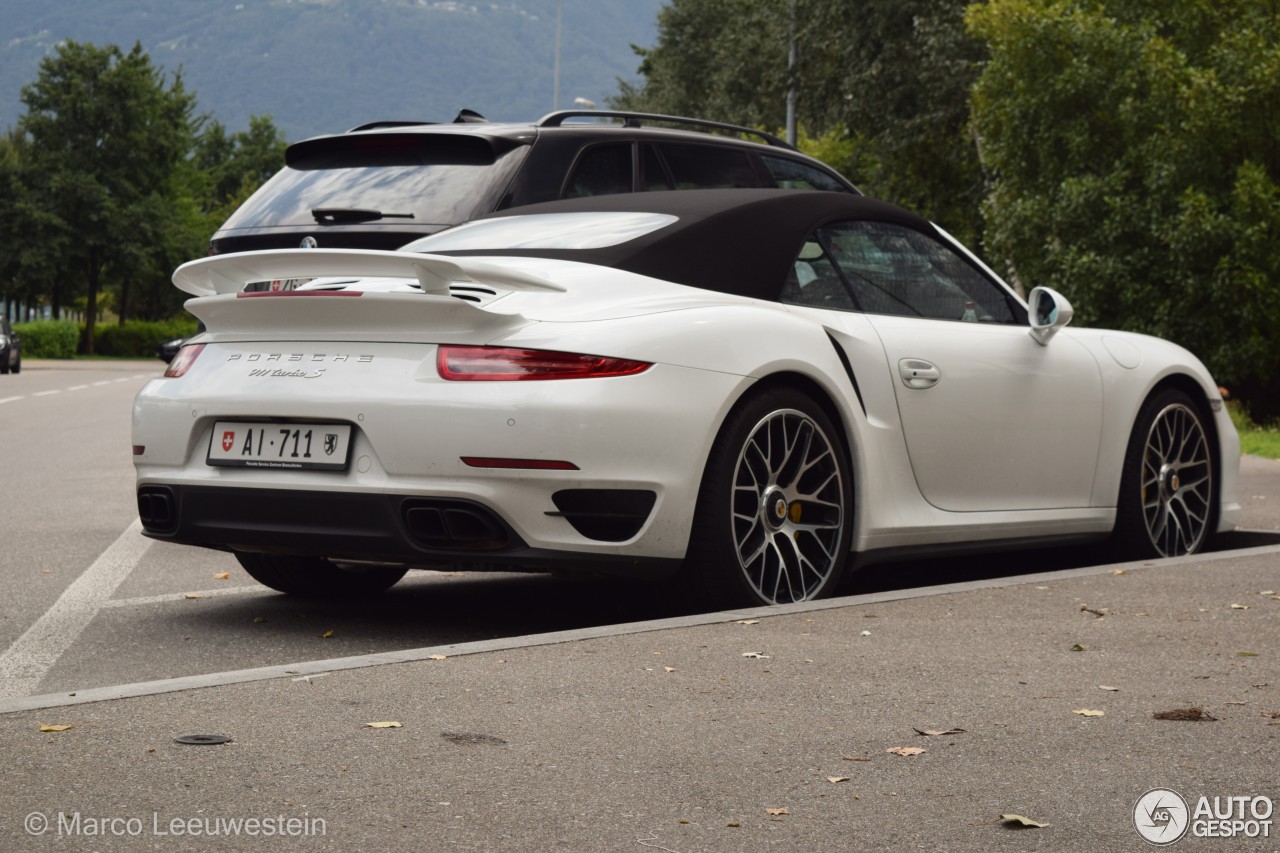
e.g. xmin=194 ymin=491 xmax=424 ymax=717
xmin=347 ymin=120 xmax=436 ymax=132
xmin=347 ymin=110 xmax=488 ymax=133
xmin=536 ymin=110 xmax=795 ymax=151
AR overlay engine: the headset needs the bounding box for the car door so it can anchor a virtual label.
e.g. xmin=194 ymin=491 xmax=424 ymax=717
xmin=792 ymin=220 xmax=1104 ymax=512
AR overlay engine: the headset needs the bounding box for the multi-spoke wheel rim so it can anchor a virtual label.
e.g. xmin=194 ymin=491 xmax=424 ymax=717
xmin=1141 ymin=403 xmax=1212 ymax=557
xmin=730 ymin=409 xmax=846 ymax=603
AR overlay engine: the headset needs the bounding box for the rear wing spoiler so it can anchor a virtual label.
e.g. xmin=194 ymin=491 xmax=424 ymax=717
xmin=173 ymin=249 xmax=567 ymax=298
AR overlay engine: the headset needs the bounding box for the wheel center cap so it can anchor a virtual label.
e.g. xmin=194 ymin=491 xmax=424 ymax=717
xmin=762 ymin=487 xmax=789 ymax=529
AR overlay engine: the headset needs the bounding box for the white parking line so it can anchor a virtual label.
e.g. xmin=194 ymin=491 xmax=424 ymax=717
xmin=67 ymin=384 xmax=88 ymax=391
xmin=0 ymin=396 xmax=22 ymax=405
xmin=92 ymin=380 xmax=112 ymax=386
xmin=0 ymin=520 xmax=152 ymax=700
xmin=33 ymin=389 xmax=61 ymax=397
xmin=102 ymin=586 xmax=269 ymax=608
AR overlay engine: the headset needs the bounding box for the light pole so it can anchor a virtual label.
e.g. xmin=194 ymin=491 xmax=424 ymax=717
xmin=553 ymin=0 xmax=563 ymax=111
xmin=786 ymin=0 xmax=797 ymax=146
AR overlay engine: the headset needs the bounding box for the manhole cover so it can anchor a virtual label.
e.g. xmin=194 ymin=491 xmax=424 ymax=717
xmin=174 ymin=734 xmax=233 ymax=745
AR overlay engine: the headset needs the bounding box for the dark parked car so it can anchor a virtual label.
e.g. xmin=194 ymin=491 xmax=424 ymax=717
xmin=0 ymin=317 xmax=20 ymax=374
xmin=209 ymin=110 xmax=860 ymax=255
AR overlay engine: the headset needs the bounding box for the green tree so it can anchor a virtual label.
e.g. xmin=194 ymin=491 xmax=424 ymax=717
xmin=193 ymin=114 xmax=288 ymax=227
xmin=968 ymin=0 xmax=1280 ymax=417
xmin=612 ymin=0 xmax=987 ymax=242
xmin=15 ymin=40 xmax=197 ymax=351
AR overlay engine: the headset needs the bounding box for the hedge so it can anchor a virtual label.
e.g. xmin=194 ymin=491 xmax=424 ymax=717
xmin=86 ymin=319 xmax=200 ymax=357
xmin=10 ymin=318 xmax=200 ymax=358
xmin=12 ymin=320 xmax=80 ymax=358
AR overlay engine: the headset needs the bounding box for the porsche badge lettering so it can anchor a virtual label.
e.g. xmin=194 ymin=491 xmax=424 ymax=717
xmin=248 ymin=367 xmax=326 ymax=379
xmin=227 ymin=353 xmax=374 ymax=363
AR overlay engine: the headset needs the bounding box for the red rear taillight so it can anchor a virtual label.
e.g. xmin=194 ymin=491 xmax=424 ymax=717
xmin=164 ymin=344 xmax=206 ymax=378
xmin=437 ymin=346 xmax=651 ymax=381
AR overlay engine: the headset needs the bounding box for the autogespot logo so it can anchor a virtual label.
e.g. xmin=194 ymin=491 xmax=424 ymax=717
xmin=1135 ymin=788 xmax=1190 ymax=845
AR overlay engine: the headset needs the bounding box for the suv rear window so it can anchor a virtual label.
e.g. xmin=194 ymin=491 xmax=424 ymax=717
xmin=218 ymin=134 xmax=529 ymax=232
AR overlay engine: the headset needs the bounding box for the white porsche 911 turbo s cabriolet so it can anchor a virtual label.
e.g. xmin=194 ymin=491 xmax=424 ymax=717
xmin=133 ymin=189 xmax=1240 ymax=607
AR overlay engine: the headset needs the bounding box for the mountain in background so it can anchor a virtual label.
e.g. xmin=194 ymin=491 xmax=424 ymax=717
xmin=0 ymin=0 xmax=663 ymax=142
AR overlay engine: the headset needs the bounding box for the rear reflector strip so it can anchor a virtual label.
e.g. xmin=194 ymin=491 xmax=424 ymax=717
xmin=236 ymin=290 xmax=362 ymax=298
xmin=461 ymin=457 xmax=579 ymax=471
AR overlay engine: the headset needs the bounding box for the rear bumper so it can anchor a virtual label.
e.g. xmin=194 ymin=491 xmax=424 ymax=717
xmin=138 ymin=483 xmax=681 ymax=578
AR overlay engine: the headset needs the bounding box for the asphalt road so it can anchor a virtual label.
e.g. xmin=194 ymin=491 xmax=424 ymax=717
xmin=3 ymin=358 xmax=1279 ymax=701
xmin=2 ymin=359 xmax=1279 ymax=852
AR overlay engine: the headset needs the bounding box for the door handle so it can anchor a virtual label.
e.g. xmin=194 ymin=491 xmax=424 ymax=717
xmin=898 ymin=358 xmax=940 ymax=389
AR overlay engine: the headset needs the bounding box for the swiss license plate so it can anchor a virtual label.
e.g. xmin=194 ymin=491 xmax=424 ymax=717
xmin=208 ymin=422 xmax=352 ymax=471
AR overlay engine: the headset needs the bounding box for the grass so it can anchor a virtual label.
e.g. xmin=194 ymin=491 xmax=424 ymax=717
xmin=1229 ymin=403 xmax=1280 ymax=459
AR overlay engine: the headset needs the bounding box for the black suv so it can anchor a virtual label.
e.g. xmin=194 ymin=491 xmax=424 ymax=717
xmin=0 ymin=316 xmax=20 ymax=374
xmin=209 ymin=110 xmax=860 ymax=254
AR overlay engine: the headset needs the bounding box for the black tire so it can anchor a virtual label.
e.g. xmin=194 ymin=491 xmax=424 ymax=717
xmin=235 ymin=553 xmax=407 ymax=597
xmin=1115 ymin=388 xmax=1216 ymax=558
xmin=0 ymin=356 xmax=8 ymax=375
xmin=682 ymin=387 xmax=854 ymax=607
xmin=11 ymin=354 xmax=19 ymax=374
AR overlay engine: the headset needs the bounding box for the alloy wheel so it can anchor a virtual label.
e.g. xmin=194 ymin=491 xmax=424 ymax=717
xmin=1140 ymin=403 xmax=1212 ymax=556
xmin=730 ymin=408 xmax=846 ymax=603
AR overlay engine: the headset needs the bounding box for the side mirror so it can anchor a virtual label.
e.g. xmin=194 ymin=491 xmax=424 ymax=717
xmin=1027 ymin=286 xmax=1074 ymax=346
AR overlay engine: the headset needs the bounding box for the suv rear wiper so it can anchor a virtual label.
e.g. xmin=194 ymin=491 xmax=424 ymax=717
xmin=312 ymin=208 xmax=416 ymax=224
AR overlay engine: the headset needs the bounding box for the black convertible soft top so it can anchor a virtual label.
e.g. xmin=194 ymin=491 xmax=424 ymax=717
xmin=438 ymin=189 xmax=939 ymax=301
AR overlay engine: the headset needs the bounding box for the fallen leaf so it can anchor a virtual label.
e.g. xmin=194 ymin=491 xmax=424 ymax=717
xmin=765 ymin=808 xmax=789 ymax=816
xmin=913 ymin=727 xmax=966 ymax=737
xmin=1098 ymin=685 xmax=1119 ymax=692
xmin=1237 ymin=651 xmax=1259 ymax=657
xmin=39 ymin=724 xmax=73 ymax=732
xmin=252 ymin=616 xmax=267 ymax=623
xmin=678 ymin=819 xmax=689 ymax=824
xmin=1224 ymin=701 xmax=1246 ymax=706
xmin=1000 ymin=813 xmax=1049 ymax=828
xmin=365 ymin=721 xmax=402 ymax=729
xmin=319 ymin=630 xmax=334 ymax=639
xmin=841 ymin=755 xmax=871 ymax=761
xmin=1153 ymin=707 xmax=1217 ymax=721
xmin=886 ymin=746 xmax=925 ymax=757
xmin=1080 ymin=605 xmax=1107 ymax=618
xmin=1112 ymin=569 xmax=1127 ymax=576
xmin=428 ymin=654 xmax=448 ymax=661
xmin=1072 ymin=709 xmax=1105 ymax=717
xmin=860 ymin=630 xmax=872 ymax=637
xmin=1262 ymin=711 xmax=1280 ymax=719
xmin=733 ymin=620 xmax=760 ymax=625
xmin=1071 ymin=643 xmax=1086 ymax=652
xmin=726 ymin=820 xmax=741 ymax=827
xmin=184 ymin=593 xmax=202 ymax=600
xmin=1231 ymin=604 xmax=1250 ymax=610
xmin=1260 ymin=590 xmax=1276 ymax=596
xmin=741 ymin=652 xmax=770 ymax=659
xmin=41 ymin=568 xmax=52 ymax=574
xmin=213 ymin=572 xmax=231 ymax=580
xmin=664 ymin=667 xmax=676 ymax=673
xmin=827 ymin=776 xmax=850 ymax=783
